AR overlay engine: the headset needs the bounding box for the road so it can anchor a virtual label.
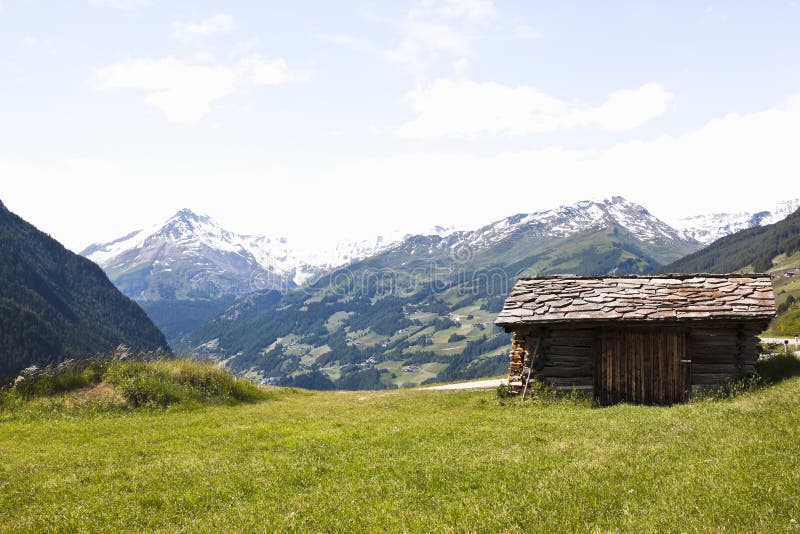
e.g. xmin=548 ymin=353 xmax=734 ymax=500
xmin=423 ymin=378 xmax=507 ymax=391
xmin=760 ymin=337 xmax=800 ymax=345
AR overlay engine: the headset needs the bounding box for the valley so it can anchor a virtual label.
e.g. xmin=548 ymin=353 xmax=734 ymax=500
xmin=5 ymin=193 xmax=798 ymax=390
xmin=84 ymin=195 xmax=800 ymax=390
xmin=179 ymin=197 xmax=702 ymax=388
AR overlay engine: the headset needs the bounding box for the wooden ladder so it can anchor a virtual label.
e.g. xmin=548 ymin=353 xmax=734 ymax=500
xmin=520 ymin=337 xmax=541 ymax=402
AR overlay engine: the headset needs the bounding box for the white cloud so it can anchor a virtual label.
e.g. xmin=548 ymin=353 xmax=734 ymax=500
xmin=231 ymin=38 xmax=260 ymax=58
xmin=93 ymin=55 xmax=308 ymax=124
xmin=409 ymin=0 xmax=497 ymax=21
xmin=319 ymin=96 xmax=800 ymax=236
xmin=88 ymin=0 xmax=150 ymax=8
xmin=397 ymin=79 xmax=674 ymax=138
xmin=326 ymin=0 xmax=494 ymax=76
xmin=578 ymin=84 xmax=675 ymax=132
xmin=21 ymin=35 xmax=37 ymax=47
xmin=193 ymin=51 xmax=216 ymax=63
xmin=242 ymin=56 xmax=302 ymax=85
xmin=172 ymin=13 xmax=234 ymax=40
xmin=321 ymin=25 xmax=467 ymax=75
xmin=512 ymin=17 xmax=539 ymax=39
xmin=392 ymin=1 xmax=497 ymax=72
xmin=388 ymin=21 xmax=470 ymax=72
xmin=3 ymin=96 xmax=800 ymax=250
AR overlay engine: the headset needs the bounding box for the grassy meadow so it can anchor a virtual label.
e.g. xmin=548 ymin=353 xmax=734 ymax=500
xmin=1 ymin=358 xmax=800 ymax=532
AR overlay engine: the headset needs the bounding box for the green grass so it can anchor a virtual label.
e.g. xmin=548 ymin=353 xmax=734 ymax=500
xmin=0 ymin=358 xmax=270 ymax=412
xmin=2 ymin=369 xmax=800 ymax=531
xmin=765 ymin=306 xmax=800 ymax=337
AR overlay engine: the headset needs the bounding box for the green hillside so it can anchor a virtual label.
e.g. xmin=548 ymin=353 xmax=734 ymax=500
xmin=664 ymin=206 xmax=800 ymax=323
xmin=662 ymin=206 xmax=800 ymax=274
xmin=0 ymin=201 xmax=169 ymax=381
xmin=138 ymin=297 xmax=236 ymax=344
xmin=2 ymin=368 xmax=800 ymax=531
xmin=183 ymin=223 xmax=696 ymax=389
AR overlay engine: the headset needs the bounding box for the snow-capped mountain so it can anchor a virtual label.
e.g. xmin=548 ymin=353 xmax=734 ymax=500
xmin=81 ymin=209 xmax=436 ymax=300
xmin=449 ymin=196 xmax=693 ymax=253
xmin=81 ymin=209 xmax=458 ymax=343
xmin=673 ymin=199 xmax=800 ymax=245
xmin=82 ymin=209 xmax=289 ymax=301
xmin=183 ymin=196 xmax=703 ymax=384
xmin=339 ymin=196 xmax=701 ymax=278
xmin=85 ymin=198 xmax=696 ymax=303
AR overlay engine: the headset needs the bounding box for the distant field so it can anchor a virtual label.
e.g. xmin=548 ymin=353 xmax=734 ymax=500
xmin=2 ymin=377 xmax=800 ymax=531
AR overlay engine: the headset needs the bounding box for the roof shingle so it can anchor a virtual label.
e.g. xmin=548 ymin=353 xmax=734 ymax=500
xmin=494 ymin=274 xmax=776 ymax=327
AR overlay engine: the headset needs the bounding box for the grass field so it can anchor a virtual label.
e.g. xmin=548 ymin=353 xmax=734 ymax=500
xmin=2 ymin=371 xmax=800 ymax=531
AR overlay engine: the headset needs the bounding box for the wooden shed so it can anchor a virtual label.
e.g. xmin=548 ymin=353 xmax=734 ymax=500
xmin=494 ymin=274 xmax=776 ymax=405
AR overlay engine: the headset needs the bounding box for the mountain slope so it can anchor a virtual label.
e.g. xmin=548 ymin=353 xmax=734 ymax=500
xmin=673 ymin=199 xmax=800 ymax=244
xmin=82 ymin=209 xmax=297 ymax=300
xmin=82 ymin=209 xmax=420 ymax=342
xmin=183 ymin=197 xmax=701 ymax=389
xmin=663 ymin=205 xmax=800 ymax=327
xmin=0 ymin=200 xmax=169 ymax=381
xmin=662 ymin=206 xmax=800 ymax=274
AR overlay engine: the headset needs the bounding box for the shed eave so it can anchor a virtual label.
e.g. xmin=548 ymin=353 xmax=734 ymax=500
xmin=494 ymin=315 xmax=775 ymax=329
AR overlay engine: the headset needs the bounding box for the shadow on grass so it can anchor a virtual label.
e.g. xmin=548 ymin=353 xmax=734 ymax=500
xmin=756 ymin=354 xmax=800 ymax=384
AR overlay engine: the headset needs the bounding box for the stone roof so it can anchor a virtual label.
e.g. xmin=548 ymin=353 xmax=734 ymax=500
xmin=495 ymin=274 xmax=776 ymax=327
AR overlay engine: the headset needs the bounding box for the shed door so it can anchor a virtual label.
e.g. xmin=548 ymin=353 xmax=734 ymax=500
xmin=596 ymin=328 xmax=690 ymax=405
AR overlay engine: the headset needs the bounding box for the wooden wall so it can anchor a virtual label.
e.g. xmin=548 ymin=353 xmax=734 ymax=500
xmin=515 ymin=327 xmax=594 ymax=390
xmin=509 ymin=321 xmax=766 ymax=400
xmin=595 ymin=328 xmax=690 ymax=405
xmin=688 ymin=326 xmax=761 ymax=388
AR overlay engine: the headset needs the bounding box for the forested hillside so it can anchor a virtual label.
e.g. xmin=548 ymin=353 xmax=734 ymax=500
xmin=662 ymin=207 xmax=800 ymax=274
xmin=0 ymin=200 xmax=169 ymax=381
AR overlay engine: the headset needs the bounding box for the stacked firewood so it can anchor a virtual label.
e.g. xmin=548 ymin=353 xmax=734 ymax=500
xmin=507 ymin=332 xmax=527 ymax=392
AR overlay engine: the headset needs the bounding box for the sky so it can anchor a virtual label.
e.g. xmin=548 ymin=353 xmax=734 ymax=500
xmin=2 ymin=0 xmax=800 ymax=252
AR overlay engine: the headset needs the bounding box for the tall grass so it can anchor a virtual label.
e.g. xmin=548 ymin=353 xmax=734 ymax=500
xmin=103 ymin=359 xmax=267 ymax=407
xmin=9 ymin=359 xmax=105 ymax=397
xmin=0 ymin=357 xmax=270 ymax=412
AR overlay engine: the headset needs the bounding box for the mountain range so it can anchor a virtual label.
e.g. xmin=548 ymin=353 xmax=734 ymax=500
xmin=80 ymin=195 xmax=799 ymax=389
xmin=177 ymin=196 xmax=703 ymax=389
xmin=81 ymin=209 xmax=418 ymax=341
xmin=672 ymin=199 xmax=800 ymax=244
xmin=0 ymin=200 xmax=168 ymax=381
xmin=3 ymin=191 xmax=795 ymax=388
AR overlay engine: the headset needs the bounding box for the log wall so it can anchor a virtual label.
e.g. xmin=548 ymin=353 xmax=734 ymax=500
xmin=688 ymin=326 xmax=761 ymax=388
xmin=533 ymin=328 xmax=594 ymax=389
xmin=507 ymin=327 xmax=594 ymax=392
xmin=507 ymin=321 xmax=766 ymax=400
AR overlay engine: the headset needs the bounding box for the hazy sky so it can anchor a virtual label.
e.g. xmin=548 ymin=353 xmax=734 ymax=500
xmin=2 ymin=1 xmax=800 ymax=251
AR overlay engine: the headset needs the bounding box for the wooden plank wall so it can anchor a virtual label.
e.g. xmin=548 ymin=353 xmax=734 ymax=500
xmin=532 ymin=328 xmax=594 ymax=388
xmin=595 ymin=328 xmax=689 ymax=405
xmin=689 ymin=326 xmax=761 ymax=387
xmin=509 ymin=322 xmax=765 ymax=399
